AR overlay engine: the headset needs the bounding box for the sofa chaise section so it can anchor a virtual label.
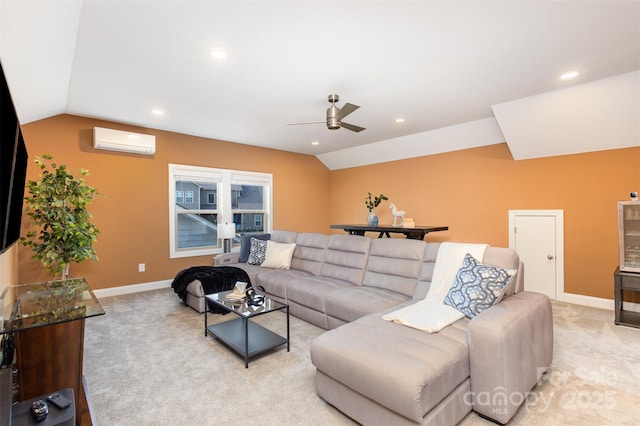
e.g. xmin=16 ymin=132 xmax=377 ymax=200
xmin=310 ymin=246 xmax=552 ymax=425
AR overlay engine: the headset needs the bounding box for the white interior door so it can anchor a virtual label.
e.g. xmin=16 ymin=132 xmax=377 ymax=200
xmin=509 ymin=210 xmax=564 ymax=300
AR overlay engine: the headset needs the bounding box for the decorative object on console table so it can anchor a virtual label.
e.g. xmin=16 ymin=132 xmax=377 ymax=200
xmin=402 ymin=217 xmax=415 ymax=228
xmin=219 ymin=222 xmax=236 ymax=253
xmin=389 ymin=203 xmax=406 ymax=226
xmin=364 ymin=193 xmax=388 ymax=226
xmin=20 ymin=154 xmax=101 ymax=280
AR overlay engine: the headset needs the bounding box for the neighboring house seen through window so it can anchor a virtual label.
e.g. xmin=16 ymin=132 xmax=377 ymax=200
xmin=169 ymin=164 xmax=273 ymax=258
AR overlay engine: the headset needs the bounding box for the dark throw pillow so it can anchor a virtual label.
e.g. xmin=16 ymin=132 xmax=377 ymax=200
xmin=238 ymin=233 xmax=270 ymax=263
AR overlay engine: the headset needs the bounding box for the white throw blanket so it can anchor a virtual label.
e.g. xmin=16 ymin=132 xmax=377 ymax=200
xmin=382 ymin=242 xmax=488 ymax=333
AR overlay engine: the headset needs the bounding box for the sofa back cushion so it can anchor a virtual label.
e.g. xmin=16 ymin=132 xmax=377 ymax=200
xmin=481 ymin=246 xmax=523 ymax=297
xmin=290 ymin=232 xmax=329 ymax=275
xmin=363 ymin=238 xmax=426 ymax=297
xmin=414 ymin=242 xmax=441 ymax=299
xmin=416 ymin=243 xmax=523 ymax=299
xmin=271 ymin=229 xmax=298 ymax=244
xmin=319 ymin=234 xmax=371 ymax=285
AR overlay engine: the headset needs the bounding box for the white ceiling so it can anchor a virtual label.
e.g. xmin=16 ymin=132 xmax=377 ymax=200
xmin=1 ymin=1 xmax=639 ymax=164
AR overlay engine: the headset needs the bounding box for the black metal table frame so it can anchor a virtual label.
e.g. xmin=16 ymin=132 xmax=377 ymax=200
xmin=204 ymin=292 xmax=290 ymax=368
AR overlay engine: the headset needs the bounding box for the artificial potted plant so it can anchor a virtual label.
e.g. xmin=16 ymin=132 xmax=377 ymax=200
xmin=20 ymin=154 xmax=101 ymax=280
xmin=365 ymin=192 xmax=388 ymax=226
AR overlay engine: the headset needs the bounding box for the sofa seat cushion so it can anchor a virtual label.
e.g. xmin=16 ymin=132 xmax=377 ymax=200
xmin=311 ymin=309 xmax=470 ymax=423
xmin=325 ymin=287 xmax=411 ymax=324
xmin=222 ymin=263 xmax=260 ymax=286
xmin=286 ymin=276 xmax=354 ymax=312
xmin=254 ymin=268 xmax=314 ymax=300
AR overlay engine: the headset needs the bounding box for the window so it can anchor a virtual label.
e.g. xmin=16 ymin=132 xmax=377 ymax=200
xmin=169 ymin=164 xmax=272 ymax=258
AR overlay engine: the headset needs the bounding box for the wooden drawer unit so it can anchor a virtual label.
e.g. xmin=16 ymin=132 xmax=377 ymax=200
xmin=614 ymin=267 xmax=640 ymax=328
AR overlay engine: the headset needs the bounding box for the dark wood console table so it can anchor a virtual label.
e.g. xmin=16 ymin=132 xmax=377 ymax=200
xmin=1 ymin=278 xmax=105 ymax=425
xmin=330 ymin=224 xmax=448 ymax=240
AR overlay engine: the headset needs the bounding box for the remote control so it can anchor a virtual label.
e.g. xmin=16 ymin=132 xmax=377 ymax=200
xmin=47 ymin=392 xmax=72 ymax=409
xmin=31 ymin=399 xmax=48 ymax=422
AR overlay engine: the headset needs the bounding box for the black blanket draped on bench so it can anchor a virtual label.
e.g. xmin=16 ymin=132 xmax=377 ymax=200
xmin=171 ymin=266 xmax=251 ymax=313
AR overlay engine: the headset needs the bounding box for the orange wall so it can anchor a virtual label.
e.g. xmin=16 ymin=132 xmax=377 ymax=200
xmin=17 ymin=114 xmax=640 ymax=301
xmin=18 ymin=115 xmax=330 ymax=289
xmin=329 ymin=143 xmax=640 ymax=299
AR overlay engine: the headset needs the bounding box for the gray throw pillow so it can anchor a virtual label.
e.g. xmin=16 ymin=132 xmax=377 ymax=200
xmin=238 ymin=233 xmax=270 ymax=263
xmin=444 ymin=253 xmax=516 ymax=318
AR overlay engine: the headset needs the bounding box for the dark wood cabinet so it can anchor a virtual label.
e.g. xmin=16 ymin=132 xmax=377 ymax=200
xmin=15 ymin=320 xmax=87 ymax=423
xmin=614 ymin=267 xmax=640 ymax=328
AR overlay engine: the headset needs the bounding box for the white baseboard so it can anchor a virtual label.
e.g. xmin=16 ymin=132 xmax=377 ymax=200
xmin=562 ymin=292 xmax=640 ymax=313
xmin=93 ymin=279 xmax=172 ymax=299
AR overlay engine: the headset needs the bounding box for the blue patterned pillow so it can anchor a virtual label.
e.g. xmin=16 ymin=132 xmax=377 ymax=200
xmin=444 ymin=253 xmax=516 ymax=318
xmin=247 ymin=238 xmax=268 ymax=265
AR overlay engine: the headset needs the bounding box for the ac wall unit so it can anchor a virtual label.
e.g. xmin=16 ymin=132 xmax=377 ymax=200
xmin=93 ymin=127 xmax=156 ymax=155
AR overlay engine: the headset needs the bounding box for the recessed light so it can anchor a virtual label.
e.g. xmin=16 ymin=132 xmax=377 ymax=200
xmin=311 ymin=141 xmax=320 ymax=146
xmin=151 ymin=109 xmax=164 ymax=116
xmin=560 ymin=71 xmax=580 ymax=81
xmin=209 ymin=47 xmax=228 ymax=60
xmin=395 ymin=118 xmax=406 ymax=124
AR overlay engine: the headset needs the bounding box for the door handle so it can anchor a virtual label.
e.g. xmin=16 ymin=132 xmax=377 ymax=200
xmin=547 ymin=255 xmax=554 ymax=260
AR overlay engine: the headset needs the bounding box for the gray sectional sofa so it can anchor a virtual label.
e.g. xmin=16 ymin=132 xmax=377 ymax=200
xmin=185 ymin=230 xmax=553 ymax=425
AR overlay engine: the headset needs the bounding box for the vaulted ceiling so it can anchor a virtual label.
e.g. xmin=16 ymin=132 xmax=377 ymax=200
xmin=1 ymin=1 xmax=638 ymax=169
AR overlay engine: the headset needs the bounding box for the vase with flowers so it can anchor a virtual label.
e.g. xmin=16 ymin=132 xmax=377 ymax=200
xmin=365 ymin=192 xmax=388 ymax=226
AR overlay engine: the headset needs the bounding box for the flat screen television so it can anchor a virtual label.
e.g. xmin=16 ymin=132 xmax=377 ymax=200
xmin=0 ymin=61 xmax=28 ymax=254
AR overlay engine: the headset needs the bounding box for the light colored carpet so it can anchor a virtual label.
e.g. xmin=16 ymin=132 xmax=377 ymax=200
xmin=83 ymin=289 xmax=640 ymax=425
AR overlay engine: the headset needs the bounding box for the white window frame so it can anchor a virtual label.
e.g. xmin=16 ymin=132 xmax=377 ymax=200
xmin=169 ymin=164 xmax=273 ymax=258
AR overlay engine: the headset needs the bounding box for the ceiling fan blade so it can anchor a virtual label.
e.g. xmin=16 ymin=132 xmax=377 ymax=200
xmin=341 ymin=122 xmax=366 ymax=133
xmin=336 ymin=103 xmax=360 ymax=120
xmin=287 ymin=121 xmax=325 ymax=126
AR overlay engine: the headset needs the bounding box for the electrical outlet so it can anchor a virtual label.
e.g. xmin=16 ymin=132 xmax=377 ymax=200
xmin=138 ymin=263 xmax=145 ymax=272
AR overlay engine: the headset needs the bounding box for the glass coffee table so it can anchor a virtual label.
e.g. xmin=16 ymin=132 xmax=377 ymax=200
xmin=204 ymin=290 xmax=289 ymax=368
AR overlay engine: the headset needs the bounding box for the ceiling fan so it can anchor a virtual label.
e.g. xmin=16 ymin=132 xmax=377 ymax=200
xmin=288 ymin=94 xmax=366 ymax=133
